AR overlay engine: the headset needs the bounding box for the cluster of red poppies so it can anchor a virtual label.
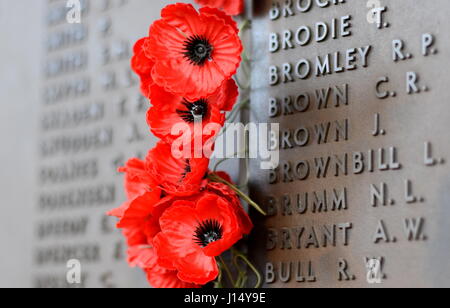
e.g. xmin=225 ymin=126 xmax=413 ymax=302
xmin=108 ymin=3 xmax=252 ymax=288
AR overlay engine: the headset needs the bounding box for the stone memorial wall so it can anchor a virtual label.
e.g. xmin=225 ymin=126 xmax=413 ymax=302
xmin=32 ymin=0 xmax=171 ymax=288
xmin=1 ymin=0 xmax=449 ymax=288
xmin=249 ymin=0 xmax=450 ymax=288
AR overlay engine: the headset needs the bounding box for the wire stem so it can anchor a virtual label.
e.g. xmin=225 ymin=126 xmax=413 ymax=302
xmin=218 ymin=255 xmax=235 ymax=287
xmin=232 ymin=249 xmax=263 ymax=289
xmin=208 ymin=173 xmax=267 ymax=216
xmin=238 ymin=19 xmax=251 ymax=35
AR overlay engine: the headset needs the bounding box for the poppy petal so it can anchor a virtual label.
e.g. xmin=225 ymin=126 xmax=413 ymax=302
xmin=199 ymin=6 xmax=239 ymax=33
xmin=127 ymin=245 xmax=157 ymax=268
xmin=176 ymin=251 xmax=219 ymax=285
xmin=196 ymin=0 xmax=244 ymax=16
xmin=118 ymin=158 xmax=154 ymax=200
xmin=157 ymin=203 xmax=199 ymax=257
xmin=146 ymin=142 xmax=209 ymax=196
xmin=146 ymin=268 xmax=199 ymax=288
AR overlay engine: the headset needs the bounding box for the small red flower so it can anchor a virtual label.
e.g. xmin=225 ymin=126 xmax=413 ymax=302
xmin=107 ymin=158 xmax=155 ymax=220
xmin=118 ymin=191 xmax=168 ymax=241
xmin=108 ymin=157 xmax=170 ymax=243
xmin=141 ymin=171 xmax=253 ymax=237
xmin=195 ymin=0 xmax=245 ymax=16
xmin=146 ymin=141 xmax=209 ymax=196
xmin=131 ymin=38 xmax=155 ymax=98
xmin=122 ymin=227 xmax=148 ymax=247
xmin=154 ymin=193 xmax=244 ymax=285
xmin=146 ymin=3 xmax=243 ymax=101
xmin=209 ymin=78 xmax=239 ymax=112
xmin=125 ymin=231 xmax=198 ymax=288
xmin=111 ymin=194 xmax=199 ymax=288
xmin=146 ymin=267 xmax=200 ymax=289
xmin=206 ymin=172 xmax=253 ymax=235
xmin=147 ymin=79 xmax=238 ymax=144
xmin=128 ymin=245 xmax=199 ymax=288
xmin=119 ymin=158 xmax=154 ymax=200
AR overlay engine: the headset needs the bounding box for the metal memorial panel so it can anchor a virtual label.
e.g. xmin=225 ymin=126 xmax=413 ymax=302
xmin=248 ymin=0 xmax=450 ymax=288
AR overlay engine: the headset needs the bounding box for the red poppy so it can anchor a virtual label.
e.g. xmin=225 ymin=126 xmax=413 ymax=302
xmin=195 ymin=0 xmax=244 ymax=16
xmin=127 ymin=245 xmax=199 ymax=288
xmin=121 ymin=192 xmax=169 ymax=241
xmin=122 ymin=227 xmax=148 ymax=247
xmin=107 ymin=157 xmax=170 ymax=243
xmin=210 ymin=78 xmax=239 ymax=112
xmin=113 ymin=198 xmax=200 ymax=288
xmin=107 ymin=158 xmax=154 ymax=220
xmin=146 ymin=3 xmax=243 ymax=101
xmin=147 ymin=80 xmax=237 ymax=144
xmin=126 ymin=235 xmax=199 ymax=288
xmin=121 ymin=227 xmax=152 ymax=268
xmin=146 ymin=267 xmax=200 ymax=289
xmin=119 ymin=158 xmax=154 ymax=200
xmin=131 ymin=38 xmax=155 ymax=98
xmin=127 ymin=244 xmax=155 ymax=268
xmin=145 ymin=141 xmax=209 ymax=197
xmin=141 ymin=171 xmax=253 ymax=237
xmin=206 ymin=172 xmax=253 ymax=235
xmin=154 ymin=193 xmax=244 ymax=285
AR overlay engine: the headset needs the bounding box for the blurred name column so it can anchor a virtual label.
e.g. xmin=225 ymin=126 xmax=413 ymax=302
xmin=35 ymin=0 xmax=153 ymax=288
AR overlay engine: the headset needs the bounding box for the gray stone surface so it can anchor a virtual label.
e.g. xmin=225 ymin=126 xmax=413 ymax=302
xmin=0 ymin=0 xmax=42 ymax=288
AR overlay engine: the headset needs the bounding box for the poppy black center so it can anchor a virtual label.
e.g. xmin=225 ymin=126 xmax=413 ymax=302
xmin=180 ymin=160 xmax=191 ymax=181
xmin=183 ymin=35 xmax=213 ymax=66
xmin=194 ymin=219 xmax=223 ymax=248
xmin=177 ymin=99 xmax=208 ymax=123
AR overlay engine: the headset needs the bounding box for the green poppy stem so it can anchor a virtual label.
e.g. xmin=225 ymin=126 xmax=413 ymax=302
xmin=232 ymin=249 xmax=263 ymax=289
xmin=218 ymin=255 xmax=235 ymax=287
xmin=208 ymin=173 xmax=267 ymax=216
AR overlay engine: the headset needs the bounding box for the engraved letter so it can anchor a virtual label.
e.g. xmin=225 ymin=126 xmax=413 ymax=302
xmin=371 ymin=183 xmax=387 ymax=207
xmin=269 ymin=33 xmax=280 ymax=53
xmin=266 ymin=263 xmax=276 ymax=284
xmin=406 ymin=72 xmax=419 ymax=94
xmin=393 ymin=39 xmax=405 ymax=61
xmin=404 ymin=218 xmax=426 ymax=241
xmin=422 ymin=33 xmax=435 ymax=56
xmin=270 ymin=66 xmax=279 ymax=86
